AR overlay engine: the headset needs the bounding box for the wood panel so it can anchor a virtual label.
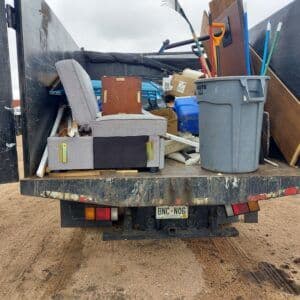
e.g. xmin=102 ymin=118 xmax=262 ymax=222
xmin=209 ymin=0 xmax=236 ymax=20
xmin=200 ymin=11 xmax=211 ymax=66
xmin=251 ymin=48 xmax=300 ymax=167
xmin=211 ymin=0 xmax=247 ymax=76
xmin=102 ymin=76 xmax=142 ymax=115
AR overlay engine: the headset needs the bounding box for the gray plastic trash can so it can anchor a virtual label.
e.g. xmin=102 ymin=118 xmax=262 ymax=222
xmin=196 ymin=76 xmax=270 ymax=173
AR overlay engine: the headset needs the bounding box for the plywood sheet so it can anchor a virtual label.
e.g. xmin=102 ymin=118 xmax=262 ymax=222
xmin=209 ymin=0 xmax=236 ymax=20
xmin=251 ymin=48 xmax=300 ymax=166
xmin=102 ymin=76 xmax=142 ymax=115
xmin=200 ymin=11 xmax=211 ymax=66
xmin=211 ymin=0 xmax=247 ymax=76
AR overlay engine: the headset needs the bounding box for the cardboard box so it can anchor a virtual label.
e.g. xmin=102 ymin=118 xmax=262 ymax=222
xmin=151 ymin=108 xmax=178 ymax=136
xmin=169 ymin=74 xmax=196 ymax=97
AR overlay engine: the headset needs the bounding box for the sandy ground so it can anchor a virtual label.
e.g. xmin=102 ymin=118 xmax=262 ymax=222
xmin=0 ymin=137 xmax=299 ymax=300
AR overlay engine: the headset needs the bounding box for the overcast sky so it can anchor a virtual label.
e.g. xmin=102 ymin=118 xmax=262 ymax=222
xmin=8 ymin=0 xmax=294 ymax=98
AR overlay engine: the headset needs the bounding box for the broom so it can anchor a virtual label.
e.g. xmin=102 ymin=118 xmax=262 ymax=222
xmin=162 ymin=0 xmax=211 ymax=77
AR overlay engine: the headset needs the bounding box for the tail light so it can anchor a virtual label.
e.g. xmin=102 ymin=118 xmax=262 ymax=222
xmin=248 ymin=201 xmax=260 ymax=213
xmin=284 ymin=187 xmax=298 ymax=196
xmin=85 ymin=207 xmax=118 ymax=221
xmin=231 ymin=201 xmax=260 ymax=216
xmin=110 ymin=208 xmax=119 ymax=221
xmin=85 ymin=207 xmax=95 ymax=220
xmin=232 ymin=203 xmax=249 ymax=216
xmin=96 ymin=208 xmax=111 ymax=221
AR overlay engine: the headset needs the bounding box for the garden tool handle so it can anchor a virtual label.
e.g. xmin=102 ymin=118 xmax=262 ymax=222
xmin=212 ymin=23 xmax=226 ymax=47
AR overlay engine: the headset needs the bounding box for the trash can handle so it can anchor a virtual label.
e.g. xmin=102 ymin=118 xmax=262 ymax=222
xmin=240 ymin=78 xmax=266 ymax=102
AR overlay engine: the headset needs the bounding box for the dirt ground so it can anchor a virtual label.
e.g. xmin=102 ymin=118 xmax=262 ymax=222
xmin=0 ymin=138 xmax=299 ymax=300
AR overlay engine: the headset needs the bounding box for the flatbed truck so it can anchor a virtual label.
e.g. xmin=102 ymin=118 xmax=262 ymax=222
xmin=0 ymin=0 xmax=299 ymax=240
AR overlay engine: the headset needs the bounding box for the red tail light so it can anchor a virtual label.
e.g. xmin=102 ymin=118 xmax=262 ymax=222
xmin=96 ymin=208 xmax=111 ymax=221
xmin=284 ymin=187 xmax=298 ymax=196
xmin=232 ymin=203 xmax=249 ymax=216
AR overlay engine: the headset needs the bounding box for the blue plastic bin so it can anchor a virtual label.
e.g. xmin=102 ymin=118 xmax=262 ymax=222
xmin=174 ymin=96 xmax=199 ymax=135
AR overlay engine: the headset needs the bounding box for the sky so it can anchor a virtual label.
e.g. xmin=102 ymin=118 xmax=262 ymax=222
xmin=7 ymin=0 xmax=294 ymax=98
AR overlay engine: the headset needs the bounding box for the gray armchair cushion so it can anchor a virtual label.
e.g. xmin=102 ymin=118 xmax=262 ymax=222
xmin=55 ymin=59 xmax=99 ymax=126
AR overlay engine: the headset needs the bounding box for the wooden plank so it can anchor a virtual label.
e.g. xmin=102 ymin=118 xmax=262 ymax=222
xmin=209 ymin=0 xmax=236 ymax=20
xmin=165 ymin=140 xmax=190 ymax=155
xmin=116 ymin=170 xmax=138 ymax=175
xmin=49 ymin=170 xmax=102 ymax=178
xmin=251 ymin=48 xmax=300 ymax=167
xmin=48 ymin=169 xmax=139 ymax=178
xmin=211 ymin=0 xmax=247 ymax=76
xmin=200 ymin=11 xmax=211 ymax=66
xmin=165 ymin=136 xmax=200 ymax=155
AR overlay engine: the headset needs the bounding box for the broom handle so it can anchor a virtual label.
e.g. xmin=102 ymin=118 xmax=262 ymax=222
xmin=263 ymin=22 xmax=282 ymax=76
xmin=260 ymin=22 xmax=271 ymax=75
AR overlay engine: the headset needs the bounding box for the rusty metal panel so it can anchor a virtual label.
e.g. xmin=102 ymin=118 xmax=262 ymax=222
xmin=15 ymin=0 xmax=80 ymax=177
xmin=0 ymin=0 xmax=19 ymax=184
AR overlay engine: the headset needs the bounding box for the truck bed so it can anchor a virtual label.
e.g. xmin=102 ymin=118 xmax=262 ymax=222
xmin=20 ymin=159 xmax=300 ymax=207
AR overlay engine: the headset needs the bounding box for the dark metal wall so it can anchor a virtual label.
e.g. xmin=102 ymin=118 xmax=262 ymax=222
xmin=15 ymin=0 xmax=80 ymax=177
xmin=250 ymin=1 xmax=300 ymax=99
xmin=0 ymin=0 xmax=19 ymax=184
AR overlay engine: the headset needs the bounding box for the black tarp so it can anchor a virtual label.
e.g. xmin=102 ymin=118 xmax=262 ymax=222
xmin=81 ymin=51 xmax=199 ymax=83
xmin=250 ymin=1 xmax=300 ymax=99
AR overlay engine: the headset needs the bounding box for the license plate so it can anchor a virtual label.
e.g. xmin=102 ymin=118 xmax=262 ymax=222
xmin=156 ymin=206 xmax=189 ymax=220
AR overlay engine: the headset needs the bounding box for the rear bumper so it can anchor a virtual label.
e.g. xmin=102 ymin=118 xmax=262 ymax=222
xmin=20 ymin=172 xmax=300 ymax=207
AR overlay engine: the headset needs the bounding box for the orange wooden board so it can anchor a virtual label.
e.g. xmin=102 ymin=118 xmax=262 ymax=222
xmin=200 ymin=11 xmax=211 ymax=66
xmin=209 ymin=0 xmax=237 ymax=20
xmin=211 ymin=0 xmax=247 ymax=76
xmin=251 ymin=48 xmax=300 ymax=166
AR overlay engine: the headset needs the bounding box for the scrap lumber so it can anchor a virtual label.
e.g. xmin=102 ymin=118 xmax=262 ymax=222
xmin=209 ymin=0 xmax=236 ymax=20
xmin=251 ymin=48 xmax=300 ymax=167
xmin=48 ymin=169 xmax=138 ymax=178
xmin=211 ymin=0 xmax=247 ymax=76
xmin=200 ymin=11 xmax=211 ymax=64
xmin=49 ymin=170 xmax=102 ymax=178
xmin=165 ymin=135 xmax=200 ymax=155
